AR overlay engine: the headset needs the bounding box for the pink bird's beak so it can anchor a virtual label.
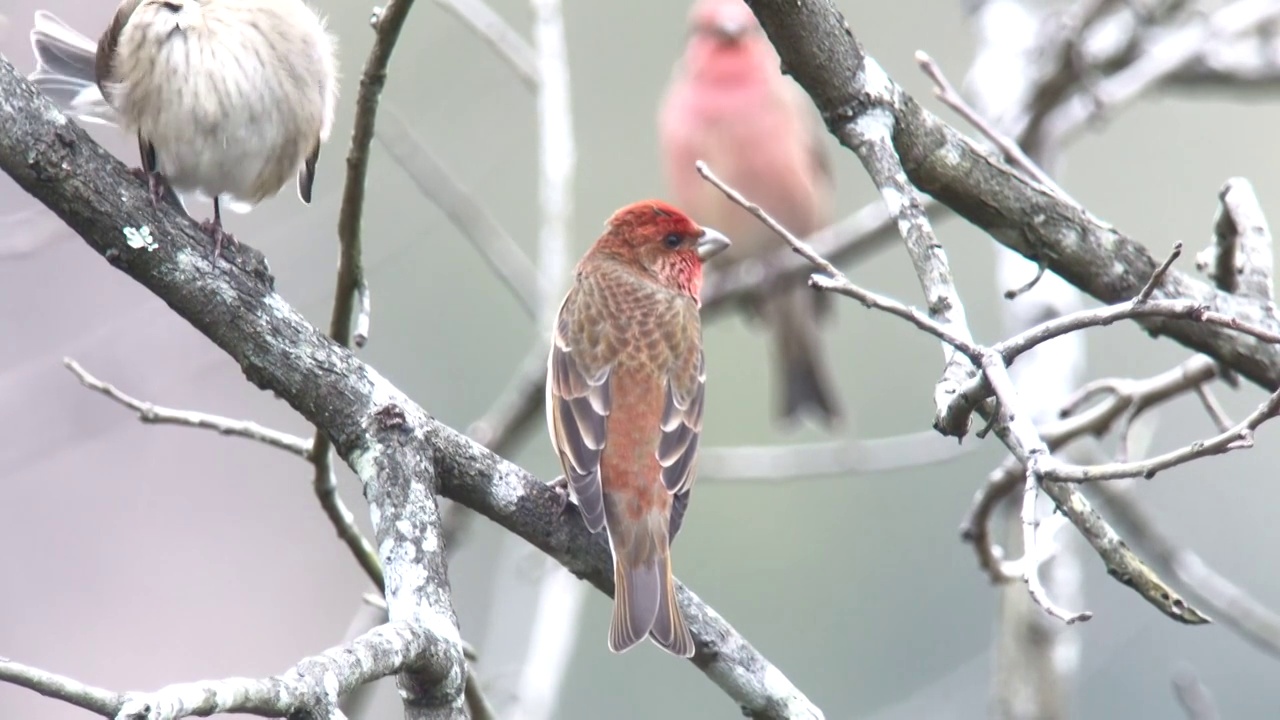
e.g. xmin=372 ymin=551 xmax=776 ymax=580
xmin=696 ymin=227 xmax=731 ymax=260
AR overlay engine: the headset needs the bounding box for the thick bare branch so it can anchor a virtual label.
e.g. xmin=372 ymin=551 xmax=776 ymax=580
xmin=0 ymin=58 xmax=821 ymax=720
xmin=745 ymin=0 xmax=1280 ymax=399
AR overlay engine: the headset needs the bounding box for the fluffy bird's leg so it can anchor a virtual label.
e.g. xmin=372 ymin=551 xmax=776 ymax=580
xmin=199 ymin=196 xmax=239 ymax=264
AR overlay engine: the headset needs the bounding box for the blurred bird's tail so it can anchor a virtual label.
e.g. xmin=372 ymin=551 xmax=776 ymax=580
xmin=28 ymin=11 xmax=117 ymax=125
xmin=767 ymin=284 xmax=844 ymax=428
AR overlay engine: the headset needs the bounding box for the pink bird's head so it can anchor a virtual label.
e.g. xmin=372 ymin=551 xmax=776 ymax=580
xmin=592 ymin=200 xmax=731 ymax=301
xmin=680 ymin=0 xmax=775 ymax=85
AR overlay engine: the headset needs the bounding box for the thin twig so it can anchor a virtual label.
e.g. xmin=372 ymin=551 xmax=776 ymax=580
xmin=697 ymin=429 xmax=977 ymax=480
xmin=491 ymin=2 xmax=581 ymax=718
xmin=310 ymin=0 xmax=419 ymax=595
xmin=916 ymin=50 xmax=1066 ymax=197
xmin=376 ymin=105 xmax=540 ymax=316
xmin=963 ymin=355 xmax=1220 ymax=578
xmin=63 ymin=358 xmax=312 ymax=457
xmin=0 ymin=657 xmax=118 ymax=717
xmin=332 ymin=0 xmax=419 ymax=349
xmin=1044 ymin=385 xmax=1280 ymax=481
xmin=1172 ymin=667 xmax=1220 ymax=720
xmin=436 ymin=0 xmax=538 ymax=89
xmin=466 ymin=343 xmax=548 ymax=454
xmin=1097 ymin=481 xmax=1280 ymax=658
xmin=1136 ymin=241 xmax=1183 ymax=302
xmin=1194 ymin=383 xmax=1235 ymax=431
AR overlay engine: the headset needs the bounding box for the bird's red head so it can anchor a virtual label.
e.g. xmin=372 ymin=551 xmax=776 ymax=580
xmin=682 ymin=0 xmax=774 ymax=84
xmin=591 ymin=200 xmax=731 ymax=303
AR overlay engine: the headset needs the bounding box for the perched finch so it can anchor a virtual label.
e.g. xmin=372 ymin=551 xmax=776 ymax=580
xmin=658 ymin=0 xmax=843 ymax=427
xmin=546 ymin=200 xmax=730 ymax=657
xmin=26 ymin=0 xmax=339 ymax=261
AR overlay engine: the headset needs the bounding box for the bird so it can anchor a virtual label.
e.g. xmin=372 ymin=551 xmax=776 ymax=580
xmin=26 ymin=0 xmax=340 ymax=262
xmin=546 ymin=199 xmax=730 ymax=658
xmin=657 ymin=0 xmax=845 ymax=428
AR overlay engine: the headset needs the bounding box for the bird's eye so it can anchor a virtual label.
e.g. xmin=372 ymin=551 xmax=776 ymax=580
xmin=663 ymin=233 xmax=682 ymax=249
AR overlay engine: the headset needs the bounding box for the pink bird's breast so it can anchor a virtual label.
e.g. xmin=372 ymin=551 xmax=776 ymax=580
xmin=660 ymin=73 xmax=825 ymax=237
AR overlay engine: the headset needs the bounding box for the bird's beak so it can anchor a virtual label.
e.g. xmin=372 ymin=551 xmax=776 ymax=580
xmin=711 ymin=19 xmax=749 ymax=41
xmin=696 ymin=228 xmax=731 ymax=260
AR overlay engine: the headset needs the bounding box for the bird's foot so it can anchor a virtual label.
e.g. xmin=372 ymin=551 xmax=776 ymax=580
xmin=128 ymin=167 xmax=170 ymax=210
xmin=549 ymin=475 xmax=571 ymax=514
xmin=198 ymin=218 xmax=238 ymax=265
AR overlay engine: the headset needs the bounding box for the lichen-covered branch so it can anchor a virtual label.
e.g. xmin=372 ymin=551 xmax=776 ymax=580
xmin=0 ymin=57 xmax=821 ymax=720
xmin=745 ymin=0 xmax=1280 ymax=399
xmin=1 ymin=621 xmax=449 ymax=720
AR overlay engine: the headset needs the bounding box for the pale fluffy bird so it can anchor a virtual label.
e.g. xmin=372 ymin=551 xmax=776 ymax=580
xmin=28 ymin=0 xmax=339 ymax=260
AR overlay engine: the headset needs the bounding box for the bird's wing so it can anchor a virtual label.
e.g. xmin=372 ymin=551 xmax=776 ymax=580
xmin=297 ymin=140 xmax=320 ymax=204
xmin=546 ymin=289 xmax=611 ymax=533
xmin=95 ymin=0 xmax=143 ymax=92
xmin=657 ymin=318 xmax=705 ymax=497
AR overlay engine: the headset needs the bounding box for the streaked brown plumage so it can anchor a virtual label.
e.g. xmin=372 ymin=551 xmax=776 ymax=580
xmin=546 ymin=200 xmax=730 ymax=657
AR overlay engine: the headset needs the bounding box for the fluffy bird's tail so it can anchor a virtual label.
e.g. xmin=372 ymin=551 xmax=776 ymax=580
xmin=28 ymin=11 xmax=117 ymax=125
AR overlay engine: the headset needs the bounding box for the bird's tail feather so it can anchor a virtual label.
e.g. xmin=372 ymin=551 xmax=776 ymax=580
xmin=28 ymin=11 xmax=117 ymax=125
xmin=646 ymin=550 xmax=694 ymax=657
xmin=609 ymin=552 xmax=660 ymax=655
xmin=767 ymin=284 xmax=844 ymax=427
xmin=606 ymin=509 xmax=694 ymax=657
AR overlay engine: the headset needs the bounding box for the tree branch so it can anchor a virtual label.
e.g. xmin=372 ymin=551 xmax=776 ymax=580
xmin=308 ymin=0 xmax=422 ymax=600
xmin=63 ymin=357 xmax=313 ymax=456
xmin=0 ymin=58 xmax=821 ymax=720
xmin=745 ymin=0 xmax=1280 ymax=401
xmin=375 ymin=106 xmax=540 ymax=317
xmin=2 ymin=622 xmax=450 ymax=720
xmin=696 ymin=150 xmax=1217 ymax=625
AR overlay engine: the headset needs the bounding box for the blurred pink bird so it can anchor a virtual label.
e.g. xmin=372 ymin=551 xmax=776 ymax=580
xmin=658 ymin=0 xmax=844 ymax=428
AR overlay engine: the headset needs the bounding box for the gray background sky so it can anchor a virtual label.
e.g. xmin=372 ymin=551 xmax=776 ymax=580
xmin=2 ymin=0 xmax=1279 ymax=718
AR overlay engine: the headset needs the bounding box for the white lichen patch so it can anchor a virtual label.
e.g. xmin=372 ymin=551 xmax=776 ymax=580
xmin=851 ymin=107 xmax=894 ymax=145
xmin=878 ymin=186 xmax=905 ymax=219
xmin=485 ymin=463 xmax=528 ymax=515
xmin=859 ymin=57 xmax=895 ymax=105
xmin=39 ymin=101 xmax=69 ymax=126
xmin=123 ymin=225 xmax=157 ymax=251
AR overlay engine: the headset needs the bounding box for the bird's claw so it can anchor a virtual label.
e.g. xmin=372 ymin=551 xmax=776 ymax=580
xmin=129 ymin=167 xmax=169 ymax=210
xmin=198 ymin=219 xmax=238 ymax=265
xmin=549 ymin=475 xmax=571 ymax=514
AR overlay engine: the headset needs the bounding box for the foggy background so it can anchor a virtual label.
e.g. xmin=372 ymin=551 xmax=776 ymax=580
xmin=1 ymin=0 xmax=1278 ymax=717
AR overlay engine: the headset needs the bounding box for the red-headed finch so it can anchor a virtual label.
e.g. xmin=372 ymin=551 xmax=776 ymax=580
xmin=658 ymin=0 xmax=844 ymax=427
xmin=546 ymin=200 xmax=730 ymax=657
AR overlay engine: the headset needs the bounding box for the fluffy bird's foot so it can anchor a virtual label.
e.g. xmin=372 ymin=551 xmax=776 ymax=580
xmin=198 ymin=218 xmax=238 ymax=265
xmin=549 ymin=475 xmax=571 ymax=514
